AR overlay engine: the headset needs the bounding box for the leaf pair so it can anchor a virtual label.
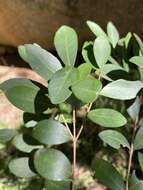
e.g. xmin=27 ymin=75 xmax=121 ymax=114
xmin=18 ymin=26 xmax=78 ymax=81
xmin=87 ymin=20 xmax=119 ymax=48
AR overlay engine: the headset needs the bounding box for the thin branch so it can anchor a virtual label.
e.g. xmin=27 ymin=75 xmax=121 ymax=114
xmin=61 ymin=114 xmax=73 ymax=140
xmin=76 ymin=124 xmax=84 ymax=141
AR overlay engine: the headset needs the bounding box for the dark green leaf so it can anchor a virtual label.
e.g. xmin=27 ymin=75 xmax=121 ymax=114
xmin=138 ymin=152 xmax=143 ymax=173
xmin=92 ymin=159 xmax=124 ymax=190
xmin=86 ymin=21 xmax=107 ymax=37
xmin=100 ymin=79 xmax=143 ymax=100
xmin=34 ymin=148 xmax=72 ymax=180
xmin=9 ymin=157 xmax=36 ymax=178
xmin=48 ymin=67 xmax=79 ymax=104
xmin=54 ymin=25 xmax=78 ymax=66
xmin=129 ymin=171 xmax=143 ymax=190
xmin=32 ymin=119 xmax=71 ymax=145
xmin=134 ymin=126 xmax=143 ymax=150
xmin=99 ymin=130 xmax=130 ymax=149
xmin=0 ymin=129 xmax=17 ymax=143
xmin=107 ymin=22 xmax=119 ymax=48
xmin=18 ymin=44 xmax=62 ymax=80
xmin=93 ymin=36 xmax=111 ymax=68
xmin=45 ymin=180 xmax=71 ymax=190
xmin=72 ymin=77 xmax=102 ymax=103
xmin=88 ymin=108 xmax=127 ymax=128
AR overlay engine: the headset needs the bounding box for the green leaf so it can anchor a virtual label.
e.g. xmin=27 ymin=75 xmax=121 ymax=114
xmin=0 ymin=78 xmax=41 ymax=113
xmin=45 ymin=180 xmax=71 ymax=190
xmin=99 ymin=130 xmax=130 ymax=149
xmin=86 ymin=21 xmax=107 ymax=37
xmin=48 ymin=67 xmax=79 ymax=104
xmin=92 ymin=159 xmax=124 ymax=190
xmin=12 ymin=134 xmax=42 ymax=153
xmin=134 ymin=33 xmax=143 ymax=54
xmin=130 ymin=56 xmax=143 ymax=68
xmin=9 ymin=157 xmax=36 ymax=178
xmin=32 ymin=119 xmax=71 ymax=145
xmin=138 ymin=152 xmax=143 ymax=173
xmin=127 ymin=97 xmax=141 ymax=121
xmin=72 ymin=77 xmax=102 ymax=103
xmin=78 ymin=63 xmax=92 ymax=80
xmin=88 ymin=108 xmax=127 ymax=128
xmin=18 ymin=44 xmax=62 ymax=80
xmin=134 ymin=126 xmax=143 ymax=150
xmin=34 ymin=148 xmax=72 ymax=180
xmin=107 ymin=22 xmax=119 ymax=48
xmin=0 ymin=129 xmax=17 ymax=143
xmin=54 ymin=25 xmax=78 ymax=66
xmin=93 ymin=36 xmax=111 ymax=68
xmin=100 ymin=79 xmax=143 ymax=100
xmin=129 ymin=171 xmax=143 ymax=190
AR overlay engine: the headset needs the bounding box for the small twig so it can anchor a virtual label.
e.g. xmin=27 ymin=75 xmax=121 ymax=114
xmin=87 ymin=102 xmax=93 ymax=113
xmin=61 ymin=114 xmax=73 ymax=139
xmin=76 ymin=124 xmax=83 ymax=141
xmin=125 ymin=119 xmax=138 ymax=190
xmin=72 ymin=109 xmax=77 ymax=190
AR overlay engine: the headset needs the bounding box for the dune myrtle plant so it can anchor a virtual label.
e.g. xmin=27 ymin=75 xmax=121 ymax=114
xmin=1 ymin=21 xmax=143 ymax=190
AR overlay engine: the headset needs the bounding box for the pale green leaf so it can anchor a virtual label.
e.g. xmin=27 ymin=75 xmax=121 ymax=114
xmin=99 ymin=130 xmax=130 ymax=149
xmin=134 ymin=126 xmax=143 ymax=150
xmin=34 ymin=148 xmax=72 ymax=180
xmin=32 ymin=119 xmax=71 ymax=145
xmin=88 ymin=108 xmax=127 ymax=128
xmin=87 ymin=21 xmax=107 ymax=37
xmin=107 ymin=22 xmax=119 ymax=48
xmin=18 ymin=44 xmax=62 ymax=80
xmin=93 ymin=36 xmax=111 ymax=68
xmin=72 ymin=77 xmax=102 ymax=103
xmin=130 ymin=56 xmax=143 ymax=68
xmin=9 ymin=157 xmax=36 ymax=178
xmin=48 ymin=67 xmax=79 ymax=104
xmin=54 ymin=25 xmax=78 ymax=66
xmin=100 ymin=79 xmax=143 ymax=100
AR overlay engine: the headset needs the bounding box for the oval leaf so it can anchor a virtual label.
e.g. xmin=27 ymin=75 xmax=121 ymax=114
xmin=0 ymin=78 xmax=40 ymax=113
xmin=32 ymin=119 xmax=71 ymax=145
xmin=99 ymin=130 xmax=130 ymax=149
xmin=88 ymin=108 xmax=127 ymax=128
xmin=138 ymin=152 xmax=143 ymax=173
xmin=34 ymin=148 xmax=72 ymax=180
xmin=92 ymin=159 xmax=124 ymax=190
xmin=12 ymin=134 xmax=42 ymax=153
xmin=130 ymin=56 xmax=143 ymax=68
xmin=134 ymin=126 xmax=143 ymax=150
xmin=54 ymin=25 xmax=78 ymax=66
xmin=9 ymin=157 xmax=36 ymax=178
xmin=48 ymin=67 xmax=79 ymax=104
xmin=100 ymin=79 xmax=143 ymax=100
xmin=127 ymin=97 xmax=141 ymax=121
xmin=0 ymin=129 xmax=17 ymax=143
xmin=87 ymin=21 xmax=107 ymax=37
xmin=18 ymin=44 xmax=62 ymax=80
xmin=129 ymin=171 xmax=143 ymax=190
xmin=107 ymin=22 xmax=119 ymax=48
xmin=93 ymin=36 xmax=111 ymax=68
xmin=45 ymin=180 xmax=71 ymax=190
xmin=72 ymin=77 xmax=102 ymax=103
